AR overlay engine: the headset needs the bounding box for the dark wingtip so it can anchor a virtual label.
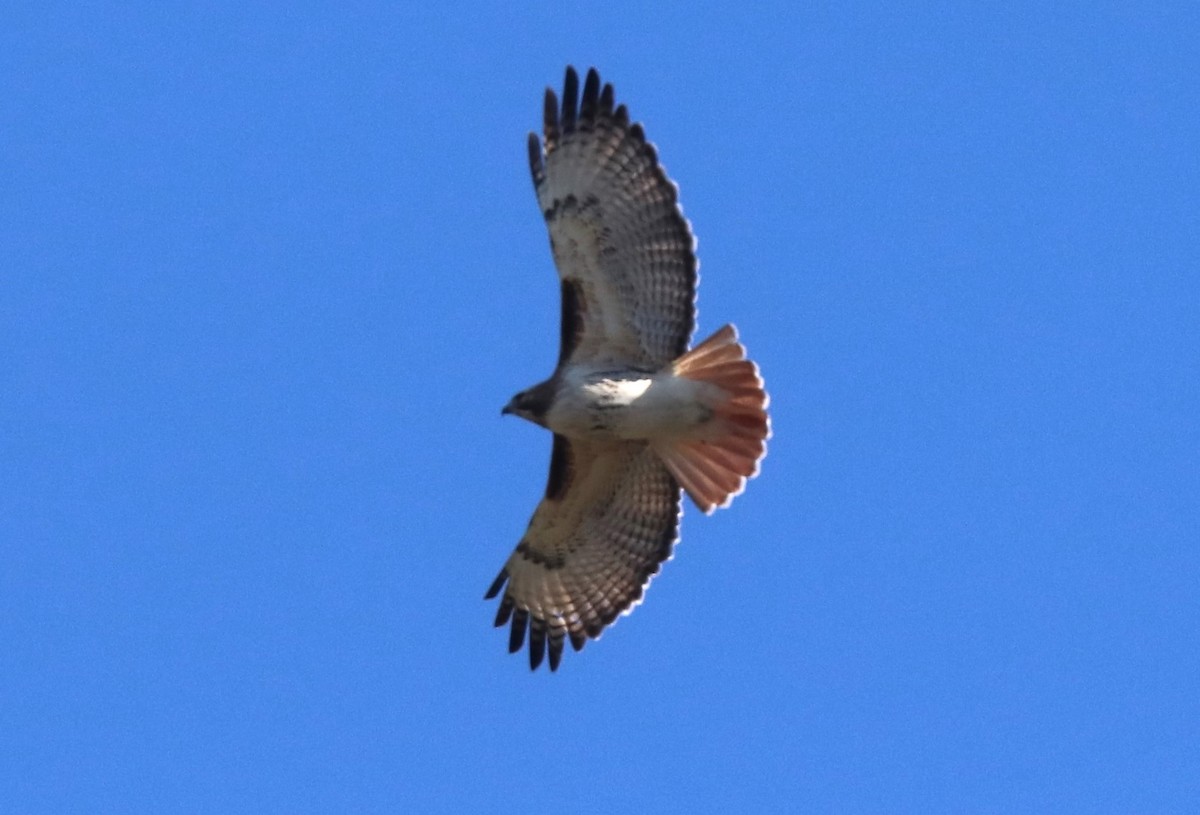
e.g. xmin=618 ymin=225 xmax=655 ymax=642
xmin=528 ymin=618 xmax=547 ymax=670
xmin=543 ymin=88 xmax=559 ymax=148
xmin=509 ymin=608 xmax=528 ymax=653
xmin=493 ymin=594 xmax=514 ymax=628
xmin=548 ymin=634 xmax=564 ymax=671
xmin=527 ymin=132 xmax=544 ymax=187
xmin=484 ymin=568 xmax=508 ymax=600
xmin=600 ymin=83 xmax=614 ymax=115
xmin=580 ymin=68 xmax=601 ymax=123
xmin=561 ymin=66 xmax=579 ymax=130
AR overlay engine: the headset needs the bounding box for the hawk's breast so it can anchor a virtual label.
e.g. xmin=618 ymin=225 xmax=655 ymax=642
xmin=546 ymin=367 xmax=716 ymax=442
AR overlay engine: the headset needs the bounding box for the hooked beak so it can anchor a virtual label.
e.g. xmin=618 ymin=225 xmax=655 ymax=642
xmin=500 ymin=401 xmax=514 ymax=417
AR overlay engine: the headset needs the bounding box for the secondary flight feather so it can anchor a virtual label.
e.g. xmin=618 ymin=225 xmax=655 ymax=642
xmin=487 ymin=66 xmax=771 ymax=671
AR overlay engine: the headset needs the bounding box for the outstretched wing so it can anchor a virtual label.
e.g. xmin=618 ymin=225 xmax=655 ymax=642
xmin=529 ymin=66 xmax=697 ymax=369
xmin=485 ymin=436 xmax=683 ymax=671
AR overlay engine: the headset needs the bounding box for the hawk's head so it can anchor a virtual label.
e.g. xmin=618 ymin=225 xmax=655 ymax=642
xmin=501 ymin=380 xmax=555 ymax=427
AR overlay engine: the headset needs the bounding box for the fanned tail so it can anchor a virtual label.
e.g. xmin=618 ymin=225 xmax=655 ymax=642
xmin=654 ymin=325 xmax=770 ymax=513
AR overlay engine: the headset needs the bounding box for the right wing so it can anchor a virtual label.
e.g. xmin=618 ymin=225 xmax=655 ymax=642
xmin=485 ymin=436 xmax=683 ymax=671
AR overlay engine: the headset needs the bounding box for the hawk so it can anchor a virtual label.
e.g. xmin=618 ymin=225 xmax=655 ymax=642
xmin=487 ymin=66 xmax=770 ymax=671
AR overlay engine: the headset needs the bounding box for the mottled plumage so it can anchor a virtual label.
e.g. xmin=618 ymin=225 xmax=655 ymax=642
xmin=488 ymin=67 xmax=770 ymax=671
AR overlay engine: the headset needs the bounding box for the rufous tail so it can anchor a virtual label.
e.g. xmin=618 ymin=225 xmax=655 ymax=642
xmin=653 ymin=324 xmax=770 ymax=514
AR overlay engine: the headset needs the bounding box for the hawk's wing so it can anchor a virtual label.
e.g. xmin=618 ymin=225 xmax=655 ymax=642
xmin=529 ymin=66 xmax=697 ymax=369
xmin=485 ymin=436 xmax=682 ymax=671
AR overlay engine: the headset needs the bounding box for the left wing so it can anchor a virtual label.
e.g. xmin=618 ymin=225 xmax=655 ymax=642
xmin=485 ymin=436 xmax=683 ymax=671
xmin=529 ymin=66 xmax=698 ymax=370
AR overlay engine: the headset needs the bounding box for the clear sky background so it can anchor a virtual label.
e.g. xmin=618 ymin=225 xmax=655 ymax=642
xmin=3 ymin=2 xmax=1198 ymax=812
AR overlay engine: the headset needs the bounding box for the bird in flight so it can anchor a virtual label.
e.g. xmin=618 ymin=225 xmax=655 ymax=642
xmin=487 ymin=66 xmax=770 ymax=671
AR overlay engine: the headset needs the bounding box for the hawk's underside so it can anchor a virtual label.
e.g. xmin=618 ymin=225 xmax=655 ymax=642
xmin=488 ymin=67 xmax=770 ymax=671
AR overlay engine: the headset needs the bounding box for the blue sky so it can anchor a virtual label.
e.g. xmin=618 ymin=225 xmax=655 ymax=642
xmin=3 ymin=2 xmax=1198 ymax=812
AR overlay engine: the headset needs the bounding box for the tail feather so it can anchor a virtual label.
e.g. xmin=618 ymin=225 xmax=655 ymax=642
xmin=655 ymin=324 xmax=770 ymax=513
xmin=672 ymin=325 xmax=743 ymax=372
xmin=727 ymin=392 xmax=768 ymax=409
xmin=691 ymin=360 xmax=756 ymax=379
xmin=655 ymin=443 xmax=742 ymax=513
xmin=709 ymin=436 xmax=764 ymax=464
xmin=692 ymin=441 xmax=744 ymax=473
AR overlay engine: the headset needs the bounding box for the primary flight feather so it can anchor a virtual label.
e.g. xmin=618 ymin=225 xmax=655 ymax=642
xmin=487 ymin=66 xmax=771 ymax=671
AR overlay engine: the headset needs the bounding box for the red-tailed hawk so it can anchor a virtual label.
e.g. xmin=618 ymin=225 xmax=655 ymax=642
xmin=487 ymin=67 xmax=770 ymax=671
